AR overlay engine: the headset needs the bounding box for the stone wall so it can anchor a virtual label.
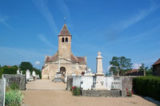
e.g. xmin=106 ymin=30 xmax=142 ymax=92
xmin=0 ymin=78 xmax=5 ymax=106
xmin=3 ymin=74 xmax=26 ymax=90
xmin=66 ymin=76 xmax=73 ymax=90
xmin=82 ymin=90 xmax=121 ymax=97
xmin=121 ymin=77 xmax=133 ymax=97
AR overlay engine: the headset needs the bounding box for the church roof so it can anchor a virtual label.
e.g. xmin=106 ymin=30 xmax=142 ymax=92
xmin=153 ymin=58 xmax=160 ymax=66
xmin=59 ymin=24 xmax=71 ymax=36
xmin=71 ymin=54 xmax=86 ymax=64
xmin=45 ymin=53 xmax=86 ymax=65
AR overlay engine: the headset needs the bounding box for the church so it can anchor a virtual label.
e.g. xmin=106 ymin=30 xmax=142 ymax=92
xmin=42 ymin=24 xmax=87 ymax=80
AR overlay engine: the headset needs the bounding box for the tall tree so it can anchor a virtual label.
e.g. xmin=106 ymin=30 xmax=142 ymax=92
xmin=139 ymin=63 xmax=152 ymax=76
xmin=109 ymin=56 xmax=132 ymax=76
xmin=19 ymin=62 xmax=33 ymax=74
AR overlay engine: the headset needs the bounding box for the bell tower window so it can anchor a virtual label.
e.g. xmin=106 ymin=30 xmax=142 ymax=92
xmin=65 ymin=38 xmax=68 ymax=42
xmin=62 ymin=38 xmax=64 ymax=42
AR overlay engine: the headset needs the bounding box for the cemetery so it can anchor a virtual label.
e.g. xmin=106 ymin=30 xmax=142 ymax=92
xmin=0 ymin=24 xmax=159 ymax=106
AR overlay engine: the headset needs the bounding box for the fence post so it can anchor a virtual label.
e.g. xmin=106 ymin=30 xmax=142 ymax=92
xmin=2 ymin=76 xmax=6 ymax=106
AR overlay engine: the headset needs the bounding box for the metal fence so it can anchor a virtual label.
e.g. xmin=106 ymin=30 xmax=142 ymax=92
xmin=0 ymin=78 xmax=6 ymax=106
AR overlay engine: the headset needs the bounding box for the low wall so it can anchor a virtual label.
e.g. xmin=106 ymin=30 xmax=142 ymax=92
xmin=3 ymin=74 xmax=26 ymax=90
xmin=82 ymin=90 xmax=121 ymax=97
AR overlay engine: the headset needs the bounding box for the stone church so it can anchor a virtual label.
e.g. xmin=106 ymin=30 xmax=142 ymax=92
xmin=42 ymin=24 xmax=87 ymax=79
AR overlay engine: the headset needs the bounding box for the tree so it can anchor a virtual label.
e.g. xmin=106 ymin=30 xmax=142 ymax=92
xmin=19 ymin=62 xmax=33 ymax=74
xmin=109 ymin=56 xmax=132 ymax=76
xmin=139 ymin=63 xmax=152 ymax=76
xmin=2 ymin=65 xmax=18 ymax=75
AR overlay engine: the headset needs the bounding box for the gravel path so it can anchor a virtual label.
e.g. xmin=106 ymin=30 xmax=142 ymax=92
xmin=22 ymin=80 xmax=156 ymax=106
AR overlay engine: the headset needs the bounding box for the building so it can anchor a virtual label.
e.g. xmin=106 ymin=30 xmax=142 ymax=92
xmin=153 ymin=58 xmax=160 ymax=76
xmin=125 ymin=69 xmax=144 ymax=76
xmin=42 ymin=24 xmax=87 ymax=80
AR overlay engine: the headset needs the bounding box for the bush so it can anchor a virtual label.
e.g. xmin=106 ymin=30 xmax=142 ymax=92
xmin=72 ymin=86 xmax=81 ymax=96
xmin=5 ymin=90 xmax=23 ymax=106
xmin=133 ymin=76 xmax=160 ymax=101
xmin=10 ymin=82 xmax=19 ymax=90
xmin=0 ymin=68 xmax=3 ymax=78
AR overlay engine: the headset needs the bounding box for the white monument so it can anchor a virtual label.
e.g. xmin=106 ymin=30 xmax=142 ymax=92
xmin=17 ymin=69 xmax=20 ymax=74
xmin=26 ymin=69 xmax=30 ymax=81
xmin=95 ymin=52 xmax=106 ymax=90
xmin=32 ymin=71 xmax=36 ymax=77
xmin=20 ymin=71 xmax=23 ymax=75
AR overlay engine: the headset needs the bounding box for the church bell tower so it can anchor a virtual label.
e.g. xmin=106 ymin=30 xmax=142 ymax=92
xmin=58 ymin=24 xmax=72 ymax=59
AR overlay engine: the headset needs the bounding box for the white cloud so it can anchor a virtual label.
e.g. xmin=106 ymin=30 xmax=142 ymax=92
xmin=0 ymin=16 xmax=13 ymax=30
xmin=107 ymin=1 xmax=159 ymax=36
xmin=38 ymin=34 xmax=56 ymax=48
xmin=0 ymin=46 xmax=44 ymax=67
xmin=133 ymin=63 xmax=142 ymax=69
xmin=35 ymin=61 xmax=40 ymax=65
xmin=32 ymin=0 xmax=58 ymax=34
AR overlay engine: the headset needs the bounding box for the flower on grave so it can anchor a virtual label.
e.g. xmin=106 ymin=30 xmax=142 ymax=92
xmin=72 ymin=86 xmax=76 ymax=90
xmin=126 ymin=88 xmax=132 ymax=97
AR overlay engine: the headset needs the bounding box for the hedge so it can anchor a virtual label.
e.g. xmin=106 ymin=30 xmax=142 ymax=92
xmin=133 ymin=76 xmax=160 ymax=101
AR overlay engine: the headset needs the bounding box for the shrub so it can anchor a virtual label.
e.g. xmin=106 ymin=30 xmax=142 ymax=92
xmin=5 ymin=90 xmax=23 ymax=106
xmin=72 ymin=86 xmax=81 ymax=96
xmin=133 ymin=76 xmax=160 ymax=101
xmin=10 ymin=82 xmax=19 ymax=90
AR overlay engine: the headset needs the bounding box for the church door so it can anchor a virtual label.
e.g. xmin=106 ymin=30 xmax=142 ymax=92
xmin=60 ymin=67 xmax=66 ymax=76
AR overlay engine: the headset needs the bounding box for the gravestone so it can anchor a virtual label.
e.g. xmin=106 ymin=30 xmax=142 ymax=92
xmin=32 ymin=71 xmax=36 ymax=77
xmin=26 ymin=69 xmax=30 ymax=81
xmin=17 ymin=69 xmax=20 ymax=74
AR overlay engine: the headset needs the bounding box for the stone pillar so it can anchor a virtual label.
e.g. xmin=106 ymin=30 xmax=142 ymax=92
xmin=95 ymin=52 xmax=105 ymax=90
xmin=96 ymin=52 xmax=104 ymax=76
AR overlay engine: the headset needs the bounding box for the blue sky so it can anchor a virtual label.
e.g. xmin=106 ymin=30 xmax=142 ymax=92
xmin=0 ymin=0 xmax=160 ymax=73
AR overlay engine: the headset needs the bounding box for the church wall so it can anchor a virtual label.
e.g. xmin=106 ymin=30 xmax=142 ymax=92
xmin=42 ymin=62 xmax=87 ymax=80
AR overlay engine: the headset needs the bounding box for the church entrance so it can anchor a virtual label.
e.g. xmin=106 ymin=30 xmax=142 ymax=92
xmin=60 ymin=67 xmax=66 ymax=77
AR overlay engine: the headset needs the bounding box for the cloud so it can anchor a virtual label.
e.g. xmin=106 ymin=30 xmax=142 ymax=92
xmin=38 ymin=34 xmax=56 ymax=48
xmin=0 ymin=16 xmax=13 ymax=30
xmin=133 ymin=63 xmax=142 ymax=69
xmin=105 ymin=1 xmax=159 ymax=41
xmin=32 ymin=0 xmax=58 ymax=34
xmin=35 ymin=61 xmax=40 ymax=65
xmin=0 ymin=46 xmax=44 ymax=67
xmin=55 ymin=0 xmax=73 ymax=28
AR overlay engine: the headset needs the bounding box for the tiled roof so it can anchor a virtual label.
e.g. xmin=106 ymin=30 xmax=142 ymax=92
xmin=59 ymin=24 xmax=71 ymax=36
xmin=125 ymin=69 xmax=139 ymax=74
xmin=45 ymin=53 xmax=86 ymax=65
xmin=153 ymin=58 xmax=160 ymax=65
xmin=45 ymin=53 xmax=58 ymax=63
xmin=71 ymin=54 xmax=86 ymax=64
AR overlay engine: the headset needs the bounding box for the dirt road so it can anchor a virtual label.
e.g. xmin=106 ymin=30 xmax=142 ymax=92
xmin=23 ymin=80 xmax=156 ymax=106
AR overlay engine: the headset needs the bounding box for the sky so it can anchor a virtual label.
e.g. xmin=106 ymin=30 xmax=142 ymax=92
xmin=0 ymin=0 xmax=160 ymax=73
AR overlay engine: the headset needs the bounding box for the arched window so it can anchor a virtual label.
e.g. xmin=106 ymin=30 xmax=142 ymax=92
xmin=62 ymin=38 xmax=64 ymax=42
xmin=65 ymin=38 xmax=68 ymax=42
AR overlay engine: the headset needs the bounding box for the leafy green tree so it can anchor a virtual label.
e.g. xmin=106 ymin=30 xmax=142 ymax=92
xmin=139 ymin=63 xmax=152 ymax=76
xmin=0 ymin=66 xmax=3 ymax=78
xmin=19 ymin=62 xmax=33 ymax=74
xmin=2 ymin=65 xmax=18 ymax=75
xmin=109 ymin=56 xmax=132 ymax=76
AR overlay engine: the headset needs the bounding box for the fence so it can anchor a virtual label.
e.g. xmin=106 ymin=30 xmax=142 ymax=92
xmin=0 ymin=78 xmax=6 ymax=106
